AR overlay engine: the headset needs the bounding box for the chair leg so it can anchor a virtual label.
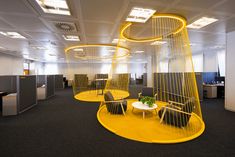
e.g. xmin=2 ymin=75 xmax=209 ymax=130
xmin=120 ymin=102 xmax=126 ymax=116
xmin=160 ymin=108 xmax=167 ymax=123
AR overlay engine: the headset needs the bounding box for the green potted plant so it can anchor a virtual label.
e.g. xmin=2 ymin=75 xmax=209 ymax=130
xmin=140 ymin=96 xmax=155 ymax=107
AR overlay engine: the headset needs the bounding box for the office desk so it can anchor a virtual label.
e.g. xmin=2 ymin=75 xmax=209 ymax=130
xmin=203 ymin=84 xmax=225 ymax=98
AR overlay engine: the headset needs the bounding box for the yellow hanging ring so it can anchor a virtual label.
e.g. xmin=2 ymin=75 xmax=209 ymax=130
xmin=120 ymin=13 xmax=187 ymax=43
xmin=64 ymin=44 xmax=130 ymax=60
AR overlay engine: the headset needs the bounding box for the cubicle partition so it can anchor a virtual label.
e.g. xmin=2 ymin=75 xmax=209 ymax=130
xmin=153 ymin=72 xmax=203 ymax=102
xmin=0 ymin=75 xmax=37 ymax=116
xmin=17 ymin=75 xmax=37 ymax=113
xmin=0 ymin=75 xmax=17 ymax=93
xmin=37 ymin=75 xmax=55 ymax=100
xmin=54 ymin=74 xmax=63 ymax=89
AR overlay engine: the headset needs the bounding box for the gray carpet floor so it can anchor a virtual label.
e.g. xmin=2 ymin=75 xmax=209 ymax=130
xmin=0 ymin=87 xmax=235 ymax=157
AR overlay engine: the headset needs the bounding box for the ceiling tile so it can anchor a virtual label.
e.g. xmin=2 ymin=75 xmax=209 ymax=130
xmin=175 ymin=0 xmax=222 ymax=10
xmin=84 ymin=22 xmax=113 ymax=36
xmin=0 ymin=0 xmax=34 ymax=14
xmin=0 ymin=18 xmax=13 ymax=29
xmin=214 ymin=0 xmax=235 ymax=14
xmin=1 ymin=14 xmax=50 ymax=32
xmin=81 ymin=0 xmax=125 ymax=22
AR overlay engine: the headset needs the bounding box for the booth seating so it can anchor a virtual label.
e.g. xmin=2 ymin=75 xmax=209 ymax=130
xmin=2 ymin=93 xmax=17 ymax=116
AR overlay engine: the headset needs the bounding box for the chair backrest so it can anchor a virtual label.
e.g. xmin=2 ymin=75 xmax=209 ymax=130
xmin=181 ymin=97 xmax=195 ymax=113
xmin=104 ymin=91 xmax=115 ymax=112
xmin=142 ymin=87 xmax=154 ymax=97
xmin=104 ymin=91 xmax=114 ymax=101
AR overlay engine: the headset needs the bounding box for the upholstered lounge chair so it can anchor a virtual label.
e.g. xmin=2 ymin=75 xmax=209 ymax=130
xmin=158 ymin=97 xmax=195 ymax=127
xmin=103 ymin=91 xmax=127 ymax=115
xmin=138 ymin=87 xmax=157 ymax=101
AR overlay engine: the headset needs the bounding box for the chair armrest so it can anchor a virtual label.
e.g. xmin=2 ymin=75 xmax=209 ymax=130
xmin=166 ymin=104 xmax=181 ymax=110
xmin=103 ymin=100 xmax=126 ymax=103
xmin=162 ymin=106 xmax=192 ymax=115
xmin=169 ymin=100 xmax=185 ymax=106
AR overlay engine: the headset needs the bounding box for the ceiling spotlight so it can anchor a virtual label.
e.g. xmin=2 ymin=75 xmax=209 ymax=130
xmin=31 ymin=46 xmax=47 ymax=50
xmin=126 ymin=7 xmax=156 ymax=23
xmin=187 ymin=17 xmax=218 ymax=29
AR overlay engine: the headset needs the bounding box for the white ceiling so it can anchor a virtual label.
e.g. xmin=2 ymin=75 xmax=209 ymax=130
xmin=0 ymin=0 xmax=234 ymax=63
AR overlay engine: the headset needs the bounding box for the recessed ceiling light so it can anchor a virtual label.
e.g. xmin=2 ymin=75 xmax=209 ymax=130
xmin=112 ymin=38 xmax=126 ymax=43
xmin=134 ymin=50 xmax=144 ymax=53
xmin=73 ymin=48 xmax=83 ymax=52
xmin=0 ymin=31 xmax=26 ymax=39
xmin=31 ymin=46 xmax=47 ymax=50
xmin=126 ymin=7 xmax=156 ymax=23
xmin=49 ymin=54 xmax=57 ymax=56
xmin=35 ymin=0 xmax=71 ymax=15
xmin=187 ymin=17 xmax=218 ymax=29
xmin=62 ymin=35 xmax=80 ymax=41
xmin=151 ymin=41 xmax=167 ymax=45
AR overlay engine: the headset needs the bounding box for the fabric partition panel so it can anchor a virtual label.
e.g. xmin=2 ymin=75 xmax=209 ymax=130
xmin=203 ymin=72 xmax=218 ymax=84
xmin=195 ymin=73 xmax=203 ymax=101
xmin=54 ymin=74 xmax=63 ymax=89
xmin=0 ymin=75 xmax=17 ymax=93
xmin=46 ymin=75 xmax=55 ymax=98
xmin=17 ymin=75 xmax=37 ymax=113
xmin=37 ymin=75 xmax=46 ymax=87
xmin=154 ymin=72 xmax=203 ymax=102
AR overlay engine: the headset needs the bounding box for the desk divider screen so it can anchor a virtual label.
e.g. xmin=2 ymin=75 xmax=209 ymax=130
xmin=54 ymin=74 xmax=63 ymax=89
xmin=0 ymin=75 xmax=17 ymax=93
xmin=46 ymin=75 xmax=55 ymax=98
xmin=17 ymin=75 xmax=37 ymax=113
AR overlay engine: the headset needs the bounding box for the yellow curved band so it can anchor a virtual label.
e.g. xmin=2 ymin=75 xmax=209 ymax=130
xmin=120 ymin=13 xmax=187 ymax=43
xmin=65 ymin=44 xmax=130 ymax=60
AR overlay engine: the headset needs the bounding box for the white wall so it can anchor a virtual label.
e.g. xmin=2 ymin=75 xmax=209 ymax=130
xmin=203 ymin=51 xmax=218 ymax=72
xmin=29 ymin=62 xmax=45 ymax=75
xmin=0 ymin=53 xmax=23 ymax=75
xmin=225 ymin=31 xmax=235 ymax=112
xmin=42 ymin=62 xmax=146 ymax=80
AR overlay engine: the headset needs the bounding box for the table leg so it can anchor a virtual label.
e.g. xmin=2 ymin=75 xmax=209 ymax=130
xmin=143 ymin=111 xmax=145 ymax=119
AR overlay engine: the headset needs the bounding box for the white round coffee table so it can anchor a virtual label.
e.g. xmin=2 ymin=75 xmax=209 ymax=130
xmin=132 ymin=101 xmax=158 ymax=119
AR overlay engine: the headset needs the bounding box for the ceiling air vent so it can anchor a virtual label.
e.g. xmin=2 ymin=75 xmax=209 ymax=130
xmin=53 ymin=21 xmax=78 ymax=32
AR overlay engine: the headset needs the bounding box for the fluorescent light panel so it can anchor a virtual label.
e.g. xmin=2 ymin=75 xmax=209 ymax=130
xmin=31 ymin=46 xmax=47 ymax=50
xmin=151 ymin=41 xmax=167 ymax=45
xmin=35 ymin=0 xmax=71 ymax=15
xmin=126 ymin=7 xmax=156 ymax=23
xmin=112 ymin=38 xmax=126 ymax=43
xmin=187 ymin=17 xmax=218 ymax=29
xmin=63 ymin=35 xmax=80 ymax=41
xmin=134 ymin=50 xmax=144 ymax=53
xmin=73 ymin=48 xmax=83 ymax=52
xmin=0 ymin=31 xmax=26 ymax=39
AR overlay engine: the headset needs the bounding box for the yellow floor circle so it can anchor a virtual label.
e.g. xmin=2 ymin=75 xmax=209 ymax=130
xmin=74 ymin=89 xmax=130 ymax=102
xmin=97 ymin=99 xmax=205 ymax=144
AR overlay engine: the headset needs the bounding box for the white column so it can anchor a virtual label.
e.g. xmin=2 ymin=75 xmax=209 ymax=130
xmin=147 ymin=56 xmax=153 ymax=87
xmin=225 ymin=31 xmax=235 ymax=112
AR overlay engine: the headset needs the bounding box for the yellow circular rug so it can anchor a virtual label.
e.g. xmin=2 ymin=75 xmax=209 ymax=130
xmin=74 ymin=89 xmax=129 ymax=102
xmin=97 ymin=99 xmax=205 ymax=143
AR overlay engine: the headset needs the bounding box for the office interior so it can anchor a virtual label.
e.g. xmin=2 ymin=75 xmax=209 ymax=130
xmin=0 ymin=0 xmax=235 ymax=156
